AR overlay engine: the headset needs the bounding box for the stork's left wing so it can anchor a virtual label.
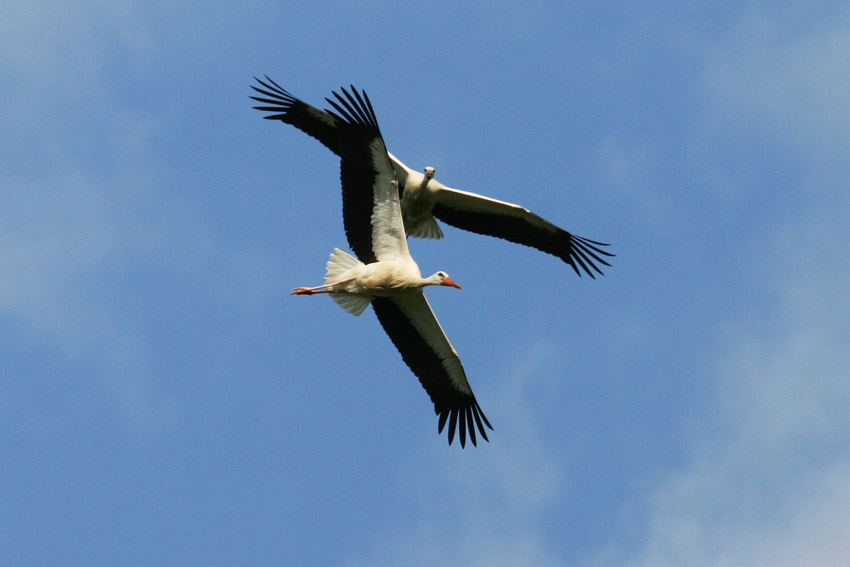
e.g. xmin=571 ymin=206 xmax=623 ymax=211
xmin=371 ymin=294 xmax=492 ymax=447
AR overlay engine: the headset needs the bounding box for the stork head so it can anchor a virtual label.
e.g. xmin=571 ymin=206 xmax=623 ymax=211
xmin=433 ymin=271 xmax=462 ymax=289
xmin=424 ymin=166 xmax=435 ymax=180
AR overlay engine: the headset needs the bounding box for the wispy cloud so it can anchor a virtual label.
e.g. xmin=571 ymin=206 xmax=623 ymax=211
xmin=594 ymin=8 xmax=850 ymax=567
xmin=702 ymin=6 xmax=850 ymax=167
xmin=611 ymin=210 xmax=850 ymax=565
xmin=0 ymin=3 xmax=280 ymax=435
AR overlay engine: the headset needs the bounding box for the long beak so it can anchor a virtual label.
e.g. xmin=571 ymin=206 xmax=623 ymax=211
xmin=442 ymin=277 xmax=462 ymax=289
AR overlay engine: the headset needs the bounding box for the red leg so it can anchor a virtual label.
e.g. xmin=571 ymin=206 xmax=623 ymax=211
xmin=290 ymin=285 xmax=331 ymax=295
xmin=290 ymin=276 xmax=355 ymax=296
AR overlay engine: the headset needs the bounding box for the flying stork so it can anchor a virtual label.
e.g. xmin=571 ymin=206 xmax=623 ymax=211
xmin=290 ymin=86 xmax=492 ymax=447
xmin=250 ymin=76 xmax=614 ymax=278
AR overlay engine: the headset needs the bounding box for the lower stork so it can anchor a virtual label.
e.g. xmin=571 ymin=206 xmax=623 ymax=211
xmin=291 ymin=86 xmax=492 ymax=447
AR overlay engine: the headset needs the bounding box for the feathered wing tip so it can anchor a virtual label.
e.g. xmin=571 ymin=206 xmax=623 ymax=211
xmin=323 ymin=85 xmax=379 ymax=131
xmin=405 ymin=215 xmax=444 ymax=239
xmin=249 ymin=75 xmax=298 ymax=118
xmin=436 ymin=399 xmax=494 ymax=448
xmin=325 ymin=248 xmax=370 ymax=316
xmin=567 ymin=233 xmax=615 ymax=279
xmin=250 ymin=76 xmax=342 ymax=155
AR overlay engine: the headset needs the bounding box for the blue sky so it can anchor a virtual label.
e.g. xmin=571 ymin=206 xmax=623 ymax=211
xmin=3 ymin=2 xmax=849 ymax=565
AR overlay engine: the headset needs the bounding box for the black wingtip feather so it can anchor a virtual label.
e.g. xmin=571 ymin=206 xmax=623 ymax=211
xmin=250 ymin=76 xmax=343 ymax=155
xmin=438 ymin=409 xmax=450 ymax=434
xmin=437 ymin=397 xmax=493 ymax=448
xmin=324 ymin=86 xmax=380 ymax=134
xmin=459 ymin=408 xmax=468 ymax=448
xmin=340 ymin=87 xmax=369 ymax=124
xmin=249 ymin=76 xmax=297 ymax=109
xmin=465 ymin=406 xmax=476 ymax=447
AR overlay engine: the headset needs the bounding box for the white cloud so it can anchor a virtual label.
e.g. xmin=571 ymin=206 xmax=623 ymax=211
xmin=0 ymin=3 xmax=278 ymax=435
xmin=702 ymin=6 xmax=850 ymax=167
xmin=619 ymin=271 xmax=850 ymax=565
xmin=0 ymin=4 xmax=160 ymax=431
xmin=592 ymin=8 xmax=850 ymax=567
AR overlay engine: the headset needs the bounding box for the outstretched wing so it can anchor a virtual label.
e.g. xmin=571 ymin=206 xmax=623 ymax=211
xmin=371 ymin=294 xmax=492 ymax=448
xmin=432 ymin=186 xmax=614 ymax=277
xmin=325 ymin=86 xmax=409 ymax=264
xmin=250 ymin=76 xmax=341 ymax=154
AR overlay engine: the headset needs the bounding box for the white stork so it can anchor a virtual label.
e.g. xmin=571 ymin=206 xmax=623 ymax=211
xmin=290 ymin=86 xmax=492 ymax=447
xmin=251 ymin=76 xmax=614 ymax=278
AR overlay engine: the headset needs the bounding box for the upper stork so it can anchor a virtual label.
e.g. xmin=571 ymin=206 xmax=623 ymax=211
xmin=290 ymin=86 xmax=492 ymax=447
xmin=251 ymin=76 xmax=614 ymax=278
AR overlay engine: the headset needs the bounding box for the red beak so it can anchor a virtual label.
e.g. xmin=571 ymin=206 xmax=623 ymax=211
xmin=442 ymin=277 xmax=462 ymax=289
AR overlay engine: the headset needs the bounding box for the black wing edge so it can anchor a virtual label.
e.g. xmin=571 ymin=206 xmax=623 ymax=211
xmin=323 ymin=86 xmax=380 ymax=133
xmin=249 ymin=75 xmax=341 ymax=154
xmin=371 ymin=297 xmax=493 ymax=448
xmin=324 ymin=86 xmax=386 ymax=264
xmin=431 ymin=203 xmax=614 ymax=278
